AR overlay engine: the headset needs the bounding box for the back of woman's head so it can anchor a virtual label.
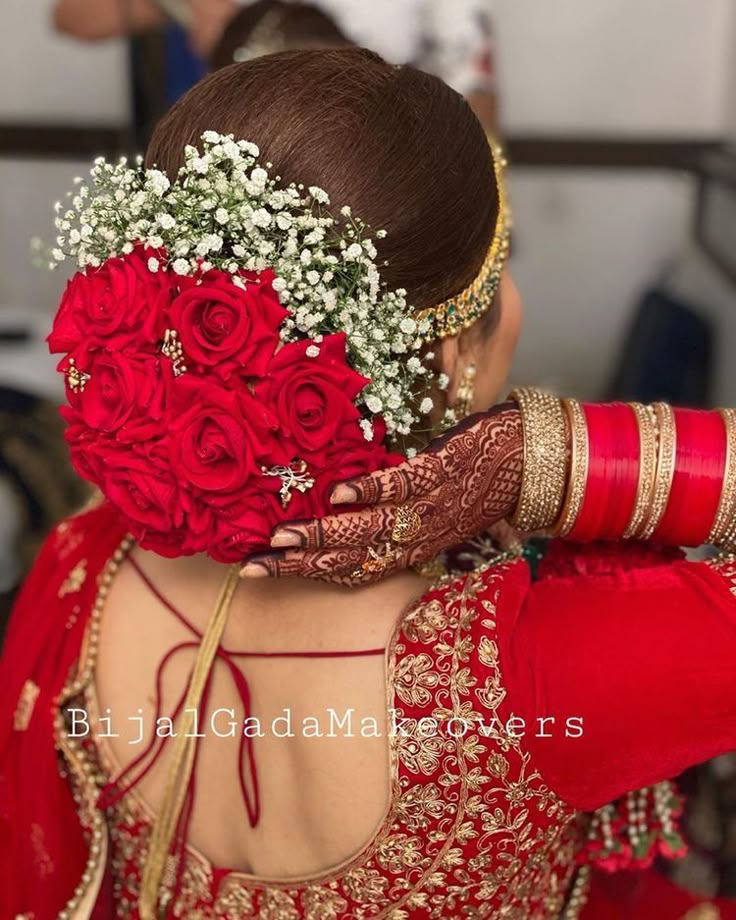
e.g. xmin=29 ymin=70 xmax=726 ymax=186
xmin=146 ymin=48 xmax=497 ymax=310
xmin=210 ymin=1 xmax=349 ymax=72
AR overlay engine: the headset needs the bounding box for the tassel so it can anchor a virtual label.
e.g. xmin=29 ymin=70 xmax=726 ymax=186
xmin=138 ymin=564 xmax=240 ymax=919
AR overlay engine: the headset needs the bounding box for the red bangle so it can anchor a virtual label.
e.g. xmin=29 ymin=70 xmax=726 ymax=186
xmin=567 ymin=403 xmax=640 ymax=541
xmin=653 ymin=408 xmax=726 ymax=546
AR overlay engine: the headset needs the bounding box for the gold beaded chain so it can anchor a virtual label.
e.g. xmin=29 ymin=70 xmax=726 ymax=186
xmin=55 ymin=535 xmax=135 ymax=920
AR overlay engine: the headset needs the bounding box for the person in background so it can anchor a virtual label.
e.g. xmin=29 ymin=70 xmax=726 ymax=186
xmin=53 ymin=0 xmax=499 ymax=130
xmin=209 ymin=0 xmax=349 ymax=71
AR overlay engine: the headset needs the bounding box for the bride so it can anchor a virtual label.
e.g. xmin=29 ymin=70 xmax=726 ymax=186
xmin=2 ymin=47 xmax=736 ymax=920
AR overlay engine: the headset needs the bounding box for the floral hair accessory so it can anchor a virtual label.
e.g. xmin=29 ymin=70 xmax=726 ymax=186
xmin=46 ymin=131 xmax=500 ymax=560
xmin=48 ymin=131 xmax=459 ymax=561
xmin=49 ymin=132 xmax=441 ymax=437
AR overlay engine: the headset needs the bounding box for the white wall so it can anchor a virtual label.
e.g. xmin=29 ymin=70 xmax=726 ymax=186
xmin=507 ymin=168 xmax=697 ymax=397
xmin=494 ymin=0 xmax=734 ymax=137
xmin=0 ymin=0 xmax=129 ymax=123
xmin=492 ymin=0 xmax=736 ymax=402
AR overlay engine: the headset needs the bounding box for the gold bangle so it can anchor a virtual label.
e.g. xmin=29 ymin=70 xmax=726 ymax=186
xmin=639 ymin=402 xmax=676 ymax=540
xmin=510 ymin=387 xmax=568 ymax=533
xmin=708 ymin=408 xmax=736 ymax=547
xmin=554 ymin=398 xmax=588 ymax=537
xmin=624 ymin=403 xmax=659 ymax=539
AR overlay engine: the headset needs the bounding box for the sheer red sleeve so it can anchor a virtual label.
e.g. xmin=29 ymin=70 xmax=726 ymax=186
xmin=497 ymin=543 xmax=736 ymax=811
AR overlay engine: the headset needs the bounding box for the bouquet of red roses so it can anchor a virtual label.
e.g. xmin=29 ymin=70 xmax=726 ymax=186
xmin=49 ymin=244 xmax=403 ymax=561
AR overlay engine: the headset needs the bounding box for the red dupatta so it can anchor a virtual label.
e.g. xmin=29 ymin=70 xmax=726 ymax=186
xmin=0 ymin=501 xmax=127 ymax=920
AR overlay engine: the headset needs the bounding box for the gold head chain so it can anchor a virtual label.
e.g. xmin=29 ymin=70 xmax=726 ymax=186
xmin=412 ymin=136 xmax=512 ymax=343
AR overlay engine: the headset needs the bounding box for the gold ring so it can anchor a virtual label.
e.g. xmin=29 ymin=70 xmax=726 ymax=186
xmin=352 ymin=544 xmax=397 ymax=579
xmin=391 ymin=505 xmax=423 ymax=544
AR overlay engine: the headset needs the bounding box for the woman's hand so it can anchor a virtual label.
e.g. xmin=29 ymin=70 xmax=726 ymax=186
xmin=241 ymin=404 xmax=523 ymax=585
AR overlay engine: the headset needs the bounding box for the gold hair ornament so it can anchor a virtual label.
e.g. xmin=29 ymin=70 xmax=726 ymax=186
xmin=412 ymin=137 xmax=511 ymax=343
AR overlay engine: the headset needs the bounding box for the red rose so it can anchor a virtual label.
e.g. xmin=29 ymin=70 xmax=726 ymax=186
xmin=258 ymin=334 xmax=369 ymax=463
xmin=167 ymin=268 xmax=287 ymax=378
xmin=168 ymin=375 xmax=277 ymax=495
xmin=76 ymin=438 xmax=182 ymax=535
xmin=208 ymin=491 xmax=280 ymax=562
xmin=60 ymin=349 xmax=166 ymax=437
xmin=48 ymin=245 xmax=172 ymax=353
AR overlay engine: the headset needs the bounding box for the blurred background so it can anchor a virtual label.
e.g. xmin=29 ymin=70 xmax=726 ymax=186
xmin=1 ymin=0 xmax=736 ymax=908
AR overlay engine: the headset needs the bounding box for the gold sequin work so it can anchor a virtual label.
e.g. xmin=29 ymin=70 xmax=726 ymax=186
xmin=56 ymin=547 xmax=585 ymax=918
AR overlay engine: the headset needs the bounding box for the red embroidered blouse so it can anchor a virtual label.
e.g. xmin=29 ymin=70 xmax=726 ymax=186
xmin=2 ymin=503 xmax=736 ymax=919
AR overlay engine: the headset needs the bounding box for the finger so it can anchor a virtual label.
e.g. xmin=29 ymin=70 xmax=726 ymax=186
xmin=270 ymin=506 xmax=397 ymax=550
xmin=241 ymin=547 xmax=365 ymax=579
xmin=331 ymin=453 xmax=443 ymax=505
xmin=241 ymin=547 xmax=398 ymax=586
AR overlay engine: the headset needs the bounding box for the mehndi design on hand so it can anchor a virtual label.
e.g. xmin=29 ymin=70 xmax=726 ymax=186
xmin=242 ymin=404 xmax=523 ymax=585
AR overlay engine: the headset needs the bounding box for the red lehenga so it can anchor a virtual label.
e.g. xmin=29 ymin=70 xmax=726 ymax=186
xmin=3 ymin=501 xmax=736 ymax=919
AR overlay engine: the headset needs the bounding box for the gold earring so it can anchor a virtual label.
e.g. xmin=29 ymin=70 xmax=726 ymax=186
xmin=454 ymin=363 xmax=476 ymax=419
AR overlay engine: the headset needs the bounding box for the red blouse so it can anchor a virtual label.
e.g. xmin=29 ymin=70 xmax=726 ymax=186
xmin=2 ymin=503 xmax=736 ymax=919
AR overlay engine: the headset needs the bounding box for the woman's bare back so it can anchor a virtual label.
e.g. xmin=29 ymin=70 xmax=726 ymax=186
xmin=95 ymin=548 xmax=431 ymax=878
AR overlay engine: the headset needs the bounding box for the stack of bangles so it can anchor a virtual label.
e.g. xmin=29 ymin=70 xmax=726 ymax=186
xmin=509 ymin=387 xmax=736 ymax=549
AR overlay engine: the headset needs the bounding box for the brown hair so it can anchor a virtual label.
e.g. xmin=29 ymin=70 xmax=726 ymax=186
xmin=210 ymin=1 xmax=349 ymax=72
xmin=146 ymin=48 xmax=498 ymax=310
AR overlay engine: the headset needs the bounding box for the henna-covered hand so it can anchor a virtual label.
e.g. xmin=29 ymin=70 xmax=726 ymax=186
xmin=241 ymin=403 xmax=523 ymax=585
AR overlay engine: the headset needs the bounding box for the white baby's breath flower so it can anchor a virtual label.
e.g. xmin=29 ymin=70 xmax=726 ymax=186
xmin=147 ymin=257 xmax=160 ymax=273
xmin=172 ymin=258 xmax=190 ymax=275
xmin=419 ymin=397 xmax=434 ymax=414
xmin=438 ymin=373 xmax=450 ymax=391
xmin=192 ymin=155 xmax=211 ymax=174
xmin=359 ymin=419 xmax=374 ymax=442
xmin=309 ymin=186 xmax=329 ymax=204
xmin=365 ymin=395 xmax=383 ymax=414
xmin=215 ymin=208 xmax=230 ymax=225
xmin=305 ymin=344 xmax=320 ymax=358
xmin=147 ymin=170 xmax=170 ymax=196
xmin=344 ymin=243 xmax=363 ymax=261
xmin=252 ymin=208 xmax=271 ymax=228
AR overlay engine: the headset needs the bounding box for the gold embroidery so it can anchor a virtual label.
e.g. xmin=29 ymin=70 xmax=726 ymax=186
xmin=706 ymin=552 xmax=736 ymax=595
xmin=54 ymin=535 xmax=134 ymax=920
xmin=58 ymin=549 xmax=582 ymax=918
xmin=13 ymin=679 xmax=40 ymax=731
xmin=58 ymin=558 xmax=88 ymax=597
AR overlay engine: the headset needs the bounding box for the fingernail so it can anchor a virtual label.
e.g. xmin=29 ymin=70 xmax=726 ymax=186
xmin=270 ymin=531 xmax=300 ymax=548
xmin=240 ymin=563 xmax=269 ymax=579
xmin=331 ymin=484 xmax=358 ymax=504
